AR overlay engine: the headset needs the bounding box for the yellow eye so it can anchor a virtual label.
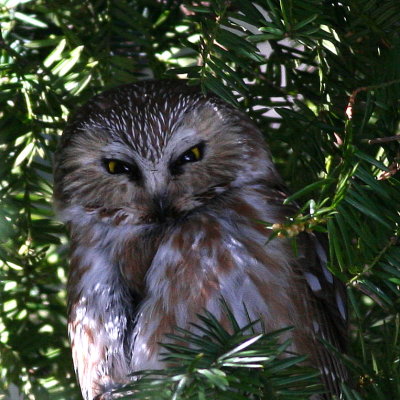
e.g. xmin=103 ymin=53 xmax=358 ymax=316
xmin=190 ymin=146 xmax=201 ymax=161
xmin=170 ymin=143 xmax=205 ymax=175
xmin=104 ymin=159 xmax=135 ymax=176
xmin=107 ymin=160 xmax=117 ymax=174
xmin=180 ymin=145 xmax=203 ymax=164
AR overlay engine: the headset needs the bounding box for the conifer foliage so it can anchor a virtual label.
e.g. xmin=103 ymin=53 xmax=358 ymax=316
xmin=1 ymin=1 xmax=399 ymax=399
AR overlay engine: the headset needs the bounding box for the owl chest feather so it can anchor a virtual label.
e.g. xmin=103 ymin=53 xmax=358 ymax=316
xmin=68 ymin=203 xmax=312 ymax=398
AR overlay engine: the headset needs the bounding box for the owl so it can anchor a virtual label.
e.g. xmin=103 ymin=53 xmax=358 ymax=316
xmin=54 ymin=80 xmax=347 ymax=400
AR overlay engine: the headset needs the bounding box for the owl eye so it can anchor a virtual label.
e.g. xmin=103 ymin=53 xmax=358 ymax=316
xmin=179 ymin=145 xmax=203 ymax=163
xmin=170 ymin=143 xmax=205 ymax=175
xmin=103 ymin=159 xmax=142 ymax=181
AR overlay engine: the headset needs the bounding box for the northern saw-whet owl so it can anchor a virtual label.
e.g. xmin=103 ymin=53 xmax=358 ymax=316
xmin=54 ymin=80 xmax=347 ymax=399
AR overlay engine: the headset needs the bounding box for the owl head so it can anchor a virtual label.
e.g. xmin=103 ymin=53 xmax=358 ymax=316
xmin=54 ymin=80 xmax=279 ymax=227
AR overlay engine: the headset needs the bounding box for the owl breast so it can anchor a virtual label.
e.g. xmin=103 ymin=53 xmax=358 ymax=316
xmin=128 ymin=208 xmax=312 ymax=371
xmin=67 ymin=185 xmax=314 ymax=399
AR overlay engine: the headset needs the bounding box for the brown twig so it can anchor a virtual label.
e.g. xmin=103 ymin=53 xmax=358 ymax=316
xmin=377 ymin=161 xmax=400 ymax=180
xmin=363 ymin=135 xmax=400 ymax=144
xmin=345 ymin=79 xmax=400 ymax=120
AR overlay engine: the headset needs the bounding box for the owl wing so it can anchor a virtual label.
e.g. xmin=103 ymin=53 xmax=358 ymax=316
xmin=266 ymin=184 xmax=347 ymax=397
xmin=299 ymin=231 xmax=348 ymax=397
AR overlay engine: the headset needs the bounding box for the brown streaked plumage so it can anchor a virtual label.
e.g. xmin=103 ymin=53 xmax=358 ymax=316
xmin=54 ymin=80 xmax=347 ymax=399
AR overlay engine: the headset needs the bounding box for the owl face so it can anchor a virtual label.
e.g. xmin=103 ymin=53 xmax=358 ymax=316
xmin=54 ymin=81 xmax=274 ymax=226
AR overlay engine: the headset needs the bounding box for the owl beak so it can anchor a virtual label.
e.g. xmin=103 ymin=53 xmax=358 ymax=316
xmin=152 ymin=193 xmax=171 ymax=223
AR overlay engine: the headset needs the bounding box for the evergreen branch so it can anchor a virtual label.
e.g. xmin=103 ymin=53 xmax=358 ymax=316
xmin=349 ymin=236 xmax=398 ymax=286
xmin=113 ymin=308 xmax=321 ymax=399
